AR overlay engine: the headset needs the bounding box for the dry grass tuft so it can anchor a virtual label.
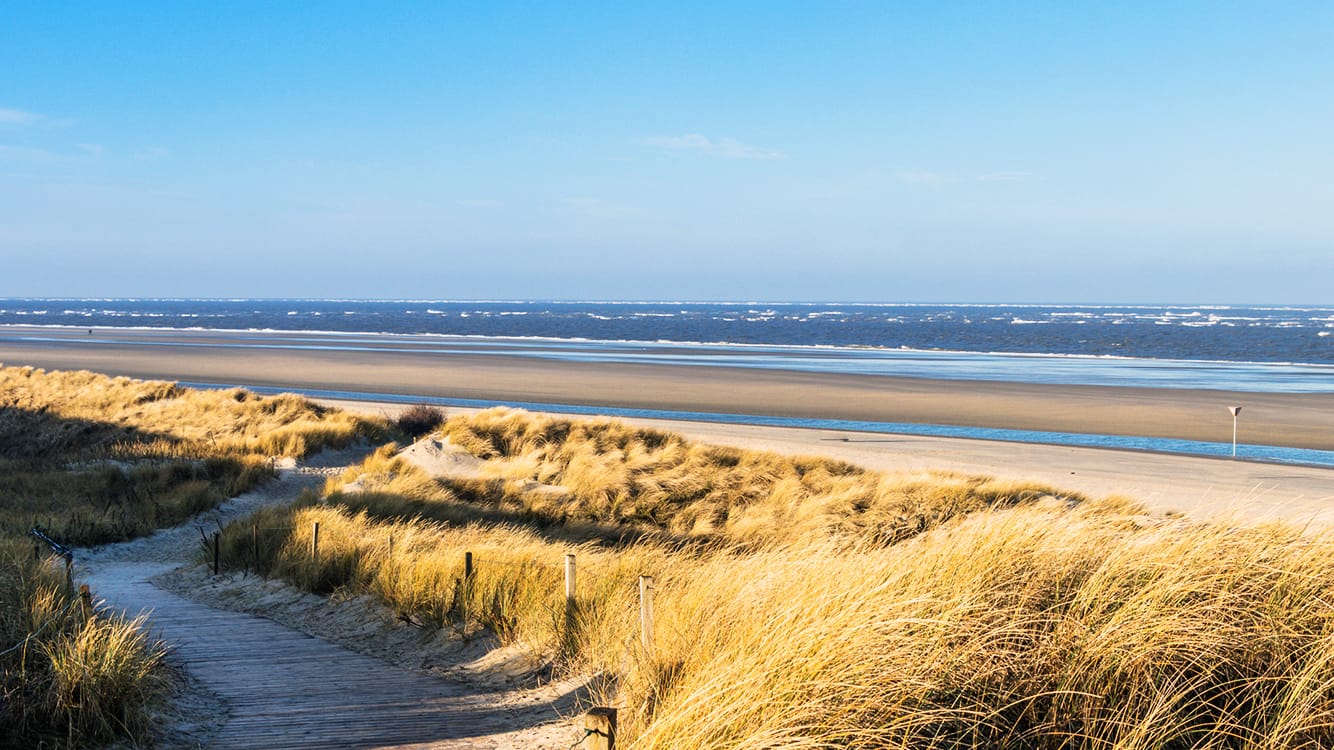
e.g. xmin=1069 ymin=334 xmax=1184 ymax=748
xmin=396 ymin=404 xmax=446 ymax=438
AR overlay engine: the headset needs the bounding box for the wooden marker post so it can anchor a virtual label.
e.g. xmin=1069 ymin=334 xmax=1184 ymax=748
xmin=311 ymin=522 xmax=320 ymax=561
xmin=212 ymin=532 xmax=220 ymax=575
xmin=78 ymin=584 xmax=92 ymax=620
xmin=565 ymin=554 xmax=577 ymax=609
xmin=563 ymin=553 xmax=578 ymax=654
xmin=584 ymin=707 xmax=617 ymax=750
xmin=464 ymin=551 xmax=474 ymax=582
xmin=639 ymin=575 xmax=655 ymax=656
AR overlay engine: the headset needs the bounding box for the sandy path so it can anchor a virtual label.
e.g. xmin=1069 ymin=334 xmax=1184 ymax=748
xmin=77 ymin=449 xmax=581 ymax=749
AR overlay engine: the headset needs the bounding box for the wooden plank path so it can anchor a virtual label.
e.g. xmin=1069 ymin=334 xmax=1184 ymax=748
xmin=87 ymin=562 xmax=538 ymax=749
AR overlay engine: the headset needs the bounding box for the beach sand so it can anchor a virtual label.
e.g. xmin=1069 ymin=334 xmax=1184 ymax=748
xmin=2 ymin=324 xmax=1332 ymax=521
xmin=2 ymin=325 xmax=1332 ymax=451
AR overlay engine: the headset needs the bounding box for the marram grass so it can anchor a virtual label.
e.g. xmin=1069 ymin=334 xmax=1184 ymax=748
xmin=229 ymin=494 xmax=1334 ymax=749
xmin=0 ymin=366 xmax=392 ymax=748
xmin=213 ymin=409 xmax=1334 ymax=747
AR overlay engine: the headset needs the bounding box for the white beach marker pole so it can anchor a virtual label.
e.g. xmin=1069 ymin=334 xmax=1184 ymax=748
xmin=1228 ymin=405 xmax=1242 ymax=457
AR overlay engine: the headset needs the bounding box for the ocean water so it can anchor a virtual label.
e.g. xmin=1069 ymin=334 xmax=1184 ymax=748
xmin=2 ymin=299 xmax=1332 ymax=393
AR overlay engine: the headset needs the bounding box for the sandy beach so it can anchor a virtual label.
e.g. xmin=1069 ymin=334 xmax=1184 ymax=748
xmin=3 ymin=325 xmax=1333 ymax=451
xmin=4 ymin=324 xmax=1332 ymax=521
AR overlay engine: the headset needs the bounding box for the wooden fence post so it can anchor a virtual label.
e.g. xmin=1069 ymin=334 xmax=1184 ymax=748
xmin=565 ymin=554 xmax=577 ymax=610
xmin=79 ymin=584 xmax=92 ymax=620
xmin=639 ymin=575 xmax=655 ymax=656
xmin=311 ymin=522 xmax=320 ymax=561
xmin=563 ymin=553 xmax=578 ymax=653
xmin=584 ymin=707 xmax=617 ymax=750
xmin=212 ymin=532 xmax=220 ymax=575
xmin=464 ymin=551 xmax=474 ymax=582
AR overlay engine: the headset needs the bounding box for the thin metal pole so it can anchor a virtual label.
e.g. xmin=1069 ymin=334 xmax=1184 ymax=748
xmin=1232 ymin=414 xmax=1238 ymax=457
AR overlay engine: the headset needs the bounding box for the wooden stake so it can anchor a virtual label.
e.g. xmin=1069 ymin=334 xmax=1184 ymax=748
xmin=584 ymin=707 xmax=617 ymax=750
xmin=311 ymin=522 xmax=320 ymax=561
xmin=565 ymin=553 xmax=577 ymax=607
xmin=563 ymin=553 xmax=578 ymax=653
xmin=213 ymin=532 xmax=220 ymax=575
xmin=79 ymin=584 xmax=92 ymax=620
xmin=464 ymin=551 xmax=474 ymax=581
xmin=639 ymin=575 xmax=655 ymax=656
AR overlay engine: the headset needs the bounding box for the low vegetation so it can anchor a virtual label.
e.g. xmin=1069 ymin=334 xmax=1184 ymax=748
xmin=395 ymin=403 xmax=446 ymax=438
xmin=222 ymin=408 xmax=1334 ymax=748
xmin=377 ymin=408 xmax=1064 ymax=546
xmin=0 ymin=365 xmax=390 ymax=747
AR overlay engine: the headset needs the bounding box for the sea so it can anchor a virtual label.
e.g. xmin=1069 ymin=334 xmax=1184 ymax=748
xmin=3 ymin=299 xmax=1333 ymax=466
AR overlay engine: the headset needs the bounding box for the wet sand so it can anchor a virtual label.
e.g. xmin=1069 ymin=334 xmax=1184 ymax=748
xmin=2 ymin=325 xmax=1333 ymax=452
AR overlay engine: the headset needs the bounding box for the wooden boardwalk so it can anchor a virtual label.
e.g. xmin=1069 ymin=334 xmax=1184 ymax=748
xmin=88 ymin=562 xmax=545 ymax=749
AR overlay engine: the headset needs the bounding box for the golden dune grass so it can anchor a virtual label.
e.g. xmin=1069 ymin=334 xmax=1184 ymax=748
xmin=0 ymin=364 xmax=386 ymax=459
xmin=0 ymin=366 xmax=392 ymax=747
xmin=211 ymin=408 xmax=1334 ymax=748
xmin=367 ymin=407 xmax=1082 ymax=546
xmin=227 ymin=485 xmax=1334 ymax=748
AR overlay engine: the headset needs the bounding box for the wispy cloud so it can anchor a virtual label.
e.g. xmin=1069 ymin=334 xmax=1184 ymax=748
xmin=897 ymin=168 xmax=1033 ymax=188
xmin=896 ymin=169 xmax=956 ymax=188
xmin=974 ymin=170 xmax=1032 ymax=182
xmin=641 ymin=133 xmax=784 ymax=160
xmin=0 ymin=107 xmax=42 ymax=125
xmin=77 ymin=143 xmax=105 ymax=157
xmin=134 ymin=147 xmax=170 ymax=161
xmin=0 ymin=144 xmax=62 ymax=162
xmin=460 ymin=198 xmax=503 ymax=208
xmin=561 ymin=196 xmax=626 ymax=218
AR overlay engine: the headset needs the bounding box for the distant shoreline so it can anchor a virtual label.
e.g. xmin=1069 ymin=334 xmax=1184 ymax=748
xmin=3 ymin=325 xmax=1333 ymax=453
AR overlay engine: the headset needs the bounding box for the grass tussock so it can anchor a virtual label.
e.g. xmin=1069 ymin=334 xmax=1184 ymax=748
xmin=395 ymin=404 xmax=446 ymax=438
xmin=0 ymin=542 xmax=168 ymax=747
xmin=0 ymin=365 xmax=392 ymax=748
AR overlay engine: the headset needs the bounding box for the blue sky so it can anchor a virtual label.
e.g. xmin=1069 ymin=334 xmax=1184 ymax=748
xmin=2 ymin=2 xmax=1331 ymax=302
